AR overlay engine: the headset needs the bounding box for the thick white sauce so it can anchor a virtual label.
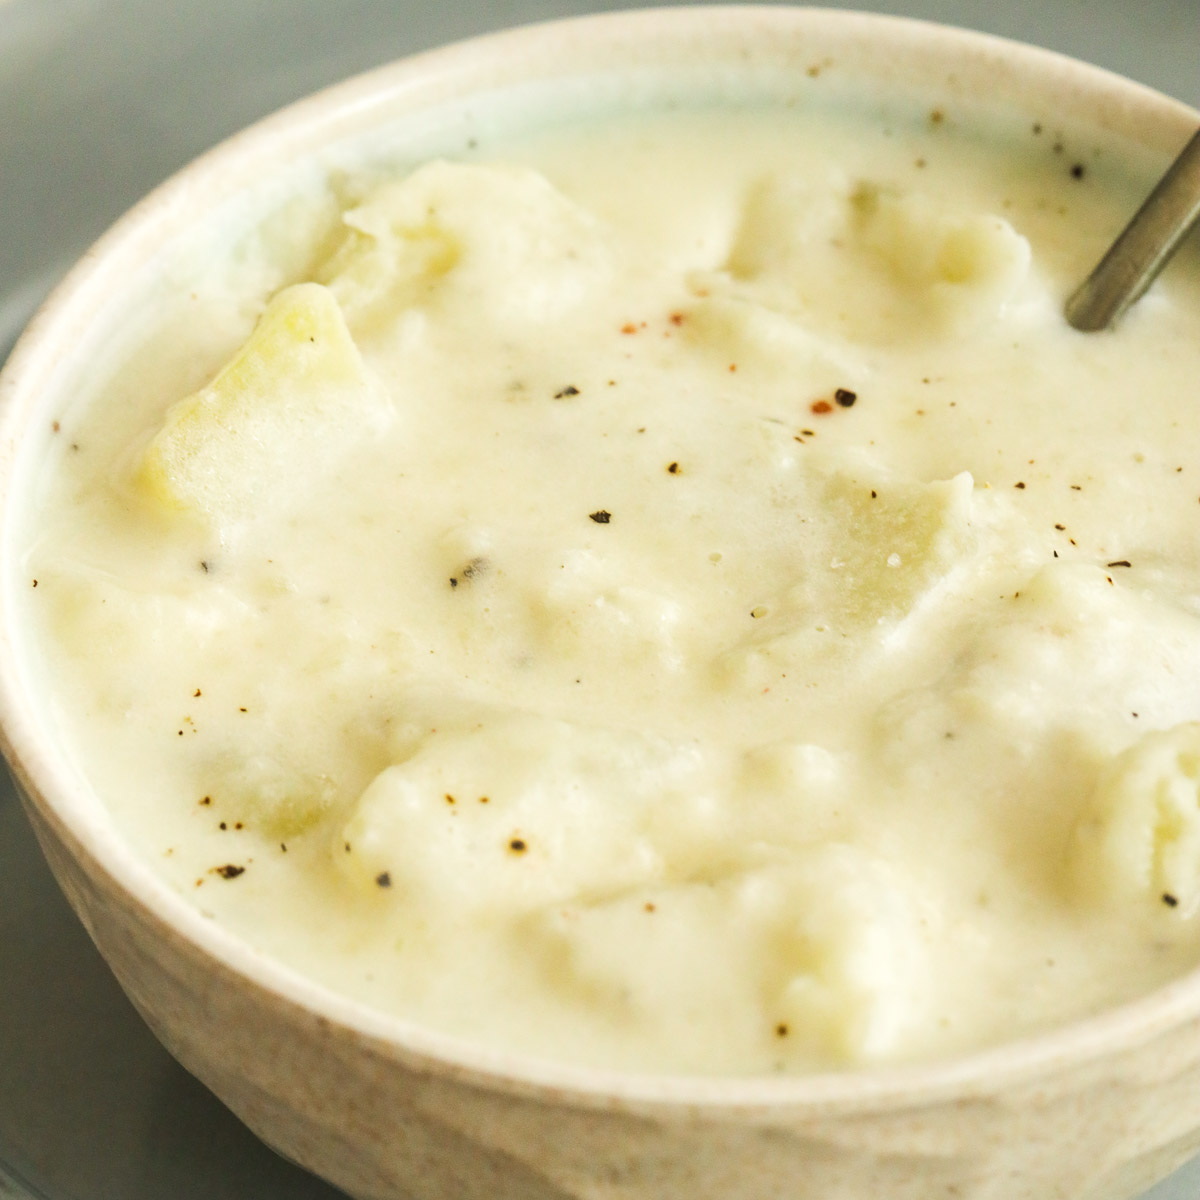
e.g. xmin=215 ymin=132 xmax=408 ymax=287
xmin=21 ymin=102 xmax=1200 ymax=1074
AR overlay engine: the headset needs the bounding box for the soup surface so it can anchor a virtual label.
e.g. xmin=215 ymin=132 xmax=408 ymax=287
xmin=20 ymin=97 xmax=1200 ymax=1074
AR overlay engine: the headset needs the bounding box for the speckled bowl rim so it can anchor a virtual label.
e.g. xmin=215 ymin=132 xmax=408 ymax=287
xmin=1 ymin=4 xmax=1198 ymax=1118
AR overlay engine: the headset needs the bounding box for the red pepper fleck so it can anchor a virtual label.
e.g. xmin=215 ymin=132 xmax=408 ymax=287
xmin=811 ymin=400 xmax=833 ymax=414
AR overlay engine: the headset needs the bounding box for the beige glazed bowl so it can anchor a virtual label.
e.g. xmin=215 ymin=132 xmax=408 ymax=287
xmin=2 ymin=8 xmax=1200 ymax=1200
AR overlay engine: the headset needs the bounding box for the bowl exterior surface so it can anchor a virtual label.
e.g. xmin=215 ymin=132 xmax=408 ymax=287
xmin=3 ymin=8 xmax=1200 ymax=1200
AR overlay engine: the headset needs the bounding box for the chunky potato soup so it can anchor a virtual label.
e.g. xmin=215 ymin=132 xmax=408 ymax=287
xmin=20 ymin=98 xmax=1200 ymax=1074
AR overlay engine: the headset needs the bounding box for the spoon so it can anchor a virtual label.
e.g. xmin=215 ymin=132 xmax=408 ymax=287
xmin=1065 ymin=127 xmax=1200 ymax=331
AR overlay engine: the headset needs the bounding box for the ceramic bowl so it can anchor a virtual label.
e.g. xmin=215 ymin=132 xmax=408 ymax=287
xmin=2 ymin=8 xmax=1200 ymax=1200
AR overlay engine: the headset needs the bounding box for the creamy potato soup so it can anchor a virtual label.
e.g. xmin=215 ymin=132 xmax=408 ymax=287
xmin=18 ymin=97 xmax=1200 ymax=1074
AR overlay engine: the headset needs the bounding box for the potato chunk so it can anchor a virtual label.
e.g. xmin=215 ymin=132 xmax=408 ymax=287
xmin=697 ymin=173 xmax=1032 ymax=344
xmin=137 ymin=282 xmax=382 ymax=529
xmin=522 ymin=849 xmax=926 ymax=1068
xmin=1071 ymin=723 xmax=1200 ymax=918
xmin=318 ymin=162 xmax=612 ymax=338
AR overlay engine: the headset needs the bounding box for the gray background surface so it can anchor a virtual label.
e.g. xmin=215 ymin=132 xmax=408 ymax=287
xmin=0 ymin=2 xmax=1197 ymax=1197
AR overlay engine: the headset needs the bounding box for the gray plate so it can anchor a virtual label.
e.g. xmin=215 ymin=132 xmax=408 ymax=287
xmin=1 ymin=2 xmax=1198 ymax=1197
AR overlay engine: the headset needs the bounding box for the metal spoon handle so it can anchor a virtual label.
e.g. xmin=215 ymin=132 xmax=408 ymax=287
xmin=1065 ymin=127 xmax=1200 ymax=331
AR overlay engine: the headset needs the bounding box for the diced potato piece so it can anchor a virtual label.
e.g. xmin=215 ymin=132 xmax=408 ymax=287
xmin=205 ymin=752 xmax=339 ymax=840
xmin=317 ymin=162 xmax=612 ymax=337
xmin=714 ymin=470 xmax=979 ymax=687
xmin=337 ymin=713 xmax=709 ymax=911
xmin=856 ymin=186 xmax=1032 ymax=313
xmin=137 ymin=282 xmax=382 ymax=529
xmin=711 ymin=173 xmax=1032 ymax=343
xmin=521 ymin=849 xmax=925 ymax=1067
xmin=1071 ymin=723 xmax=1200 ymax=918
xmin=941 ymin=562 xmax=1200 ymax=743
xmin=809 ymin=468 xmax=976 ymax=627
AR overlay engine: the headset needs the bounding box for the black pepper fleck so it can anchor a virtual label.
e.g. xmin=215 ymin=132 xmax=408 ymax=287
xmin=1106 ymin=560 xmax=1131 ymax=568
xmin=509 ymin=837 xmax=528 ymax=854
xmin=1163 ymin=892 xmax=1179 ymax=907
xmin=834 ymin=388 xmax=857 ymax=407
xmin=212 ymin=864 xmax=245 ymax=880
xmin=375 ymin=871 xmax=392 ymax=888
xmin=589 ymin=510 xmax=612 ymax=524
xmin=554 ymin=385 xmax=580 ymax=399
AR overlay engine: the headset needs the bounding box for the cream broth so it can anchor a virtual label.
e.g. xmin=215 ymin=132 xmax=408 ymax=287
xmin=20 ymin=103 xmax=1200 ymax=1074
